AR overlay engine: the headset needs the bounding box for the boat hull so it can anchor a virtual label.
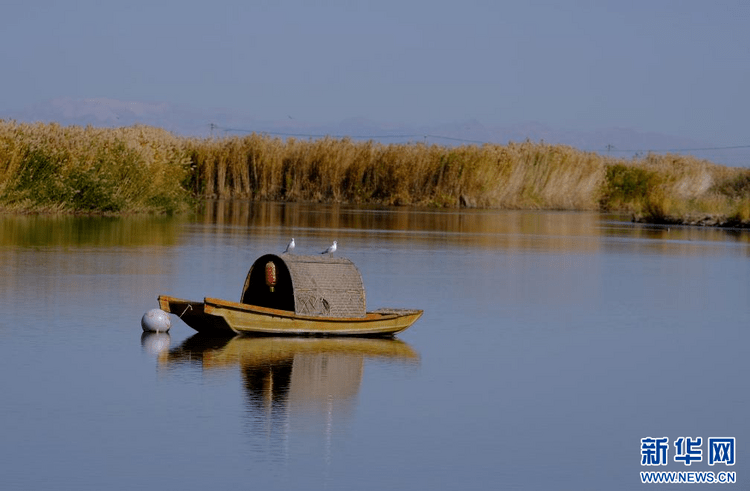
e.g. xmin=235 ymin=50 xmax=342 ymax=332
xmin=158 ymin=295 xmax=422 ymax=337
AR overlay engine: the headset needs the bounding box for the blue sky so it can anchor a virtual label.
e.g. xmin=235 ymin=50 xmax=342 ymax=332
xmin=1 ymin=0 xmax=748 ymax=145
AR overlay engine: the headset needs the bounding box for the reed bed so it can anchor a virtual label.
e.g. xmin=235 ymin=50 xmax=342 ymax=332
xmin=1 ymin=120 xmax=747 ymax=226
xmin=181 ymin=135 xmax=608 ymax=210
xmin=600 ymin=154 xmax=750 ymax=226
xmin=0 ymin=121 xmax=191 ymax=213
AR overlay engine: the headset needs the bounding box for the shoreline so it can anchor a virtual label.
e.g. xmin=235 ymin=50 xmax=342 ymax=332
xmin=2 ymin=199 xmax=749 ymax=229
xmin=633 ymin=212 xmax=749 ymax=229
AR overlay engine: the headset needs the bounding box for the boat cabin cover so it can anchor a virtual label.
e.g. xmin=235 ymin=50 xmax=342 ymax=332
xmin=241 ymin=254 xmax=366 ymax=318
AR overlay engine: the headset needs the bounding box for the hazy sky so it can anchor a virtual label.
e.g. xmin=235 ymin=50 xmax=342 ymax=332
xmin=1 ymin=0 xmax=748 ymax=145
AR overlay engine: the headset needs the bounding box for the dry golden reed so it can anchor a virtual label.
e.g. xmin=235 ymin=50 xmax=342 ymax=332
xmin=182 ymin=135 xmax=609 ymax=210
xmin=1 ymin=120 xmax=747 ymax=226
xmin=0 ymin=121 xmax=191 ymax=213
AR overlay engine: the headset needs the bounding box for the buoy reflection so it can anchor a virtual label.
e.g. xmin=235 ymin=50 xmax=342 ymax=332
xmin=140 ymin=332 xmax=171 ymax=355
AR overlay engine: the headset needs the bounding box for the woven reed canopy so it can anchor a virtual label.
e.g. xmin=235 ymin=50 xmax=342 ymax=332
xmin=241 ymin=254 xmax=366 ymax=318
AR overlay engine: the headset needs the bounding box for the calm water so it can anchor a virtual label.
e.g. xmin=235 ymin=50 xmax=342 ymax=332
xmin=1 ymin=203 xmax=748 ymax=490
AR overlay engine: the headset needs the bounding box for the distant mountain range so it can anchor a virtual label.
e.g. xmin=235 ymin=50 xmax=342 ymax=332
xmin=3 ymin=97 xmax=747 ymax=166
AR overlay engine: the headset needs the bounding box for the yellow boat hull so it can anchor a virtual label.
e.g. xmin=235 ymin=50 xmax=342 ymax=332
xmin=158 ymin=295 xmax=422 ymax=337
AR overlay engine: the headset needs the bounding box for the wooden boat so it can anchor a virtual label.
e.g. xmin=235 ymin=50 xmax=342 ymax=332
xmin=158 ymin=295 xmax=422 ymax=336
xmin=158 ymin=253 xmax=422 ymax=337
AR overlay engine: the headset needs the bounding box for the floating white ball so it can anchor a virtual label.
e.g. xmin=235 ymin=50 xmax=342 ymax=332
xmin=141 ymin=308 xmax=172 ymax=332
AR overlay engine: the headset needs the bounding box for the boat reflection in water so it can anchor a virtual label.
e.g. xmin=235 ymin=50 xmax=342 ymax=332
xmin=159 ymin=335 xmax=420 ymax=460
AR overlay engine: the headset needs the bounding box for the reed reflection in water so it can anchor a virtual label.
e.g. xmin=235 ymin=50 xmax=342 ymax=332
xmin=0 ymin=214 xmax=184 ymax=247
xmin=197 ymin=200 xmax=750 ymax=256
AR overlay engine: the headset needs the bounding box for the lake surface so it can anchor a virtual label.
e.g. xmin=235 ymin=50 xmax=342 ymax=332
xmin=1 ymin=202 xmax=748 ymax=490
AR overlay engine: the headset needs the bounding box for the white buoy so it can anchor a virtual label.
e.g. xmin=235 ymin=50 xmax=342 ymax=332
xmin=141 ymin=308 xmax=172 ymax=332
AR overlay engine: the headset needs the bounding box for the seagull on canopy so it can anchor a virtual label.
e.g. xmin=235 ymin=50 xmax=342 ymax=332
xmin=284 ymin=238 xmax=295 ymax=254
xmin=321 ymin=241 xmax=337 ymax=256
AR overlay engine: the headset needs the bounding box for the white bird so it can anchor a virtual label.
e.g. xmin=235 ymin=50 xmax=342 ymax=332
xmin=321 ymin=241 xmax=337 ymax=256
xmin=284 ymin=238 xmax=295 ymax=254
